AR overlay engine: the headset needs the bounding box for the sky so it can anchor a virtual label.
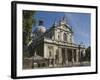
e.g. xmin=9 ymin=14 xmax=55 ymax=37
xmin=32 ymin=11 xmax=91 ymax=48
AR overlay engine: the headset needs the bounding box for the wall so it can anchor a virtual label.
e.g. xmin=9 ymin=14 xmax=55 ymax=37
xmin=0 ymin=0 xmax=99 ymax=80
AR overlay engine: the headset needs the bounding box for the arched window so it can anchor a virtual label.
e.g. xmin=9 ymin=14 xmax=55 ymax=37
xmin=49 ymin=51 xmax=52 ymax=57
xmin=69 ymin=36 xmax=72 ymax=42
xmin=58 ymin=32 xmax=60 ymax=40
xmin=58 ymin=34 xmax=60 ymax=40
xmin=63 ymin=33 xmax=67 ymax=41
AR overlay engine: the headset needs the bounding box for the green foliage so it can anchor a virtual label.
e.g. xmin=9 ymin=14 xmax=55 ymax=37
xmin=23 ymin=10 xmax=36 ymax=57
xmin=85 ymin=46 xmax=91 ymax=61
xmin=23 ymin=10 xmax=36 ymax=46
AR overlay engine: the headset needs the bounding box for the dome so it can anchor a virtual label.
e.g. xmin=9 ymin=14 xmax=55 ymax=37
xmin=32 ymin=25 xmax=46 ymax=33
xmin=32 ymin=20 xmax=46 ymax=33
xmin=39 ymin=26 xmax=46 ymax=33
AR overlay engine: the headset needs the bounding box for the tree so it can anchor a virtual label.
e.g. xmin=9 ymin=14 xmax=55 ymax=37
xmin=85 ymin=46 xmax=91 ymax=61
xmin=23 ymin=10 xmax=36 ymax=57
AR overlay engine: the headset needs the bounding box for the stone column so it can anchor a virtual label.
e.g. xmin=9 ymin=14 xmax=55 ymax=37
xmin=65 ymin=48 xmax=68 ymax=66
xmin=58 ymin=48 xmax=62 ymax=65
xmin=82 ymin=49 xmax=86 ymax=57
xmin=76 ymin=49 xmax=79 ymax=63
xmin=53 ymin=46 xmax=56 ymax=67
xmin=72 ymin=49 xmax=74 ymax=63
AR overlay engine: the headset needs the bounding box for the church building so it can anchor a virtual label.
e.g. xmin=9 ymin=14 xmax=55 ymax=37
xmin=28 ymin=16 xmax=86 ymax=68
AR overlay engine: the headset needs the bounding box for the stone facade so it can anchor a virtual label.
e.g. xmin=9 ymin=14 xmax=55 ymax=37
xmin=27 ymin=16 xmax=86 ymax=68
